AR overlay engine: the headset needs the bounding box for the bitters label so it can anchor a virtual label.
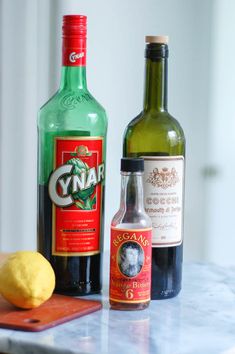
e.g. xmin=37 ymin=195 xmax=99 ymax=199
xmin=110 ymin=228 xmax=152 ymax=304
xmin=49 ymin=137 xmax=104 ymax=256
xmin=143 ymin=156 xmax=184 ymax=247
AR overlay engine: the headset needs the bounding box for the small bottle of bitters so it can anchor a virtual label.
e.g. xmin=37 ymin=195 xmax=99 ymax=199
xmin=109 ymin=158 xmax=152 ymax=310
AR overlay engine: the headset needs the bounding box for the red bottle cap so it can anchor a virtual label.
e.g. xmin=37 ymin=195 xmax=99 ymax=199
xmin=63 ymin=15 xmax=87 ymax=38
xmin=62 ymin=15 xmax=87 ymax=66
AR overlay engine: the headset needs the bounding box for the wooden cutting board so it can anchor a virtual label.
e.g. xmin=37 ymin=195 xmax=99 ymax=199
xmin=0 ymin=294 xmax=102 ymax=332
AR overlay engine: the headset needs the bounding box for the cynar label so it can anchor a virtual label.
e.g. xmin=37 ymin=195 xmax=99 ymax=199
xmin=49 ymin=137 xmax=104 ymax=256
xmin=110 ymin=228 xmax=152 ymax=303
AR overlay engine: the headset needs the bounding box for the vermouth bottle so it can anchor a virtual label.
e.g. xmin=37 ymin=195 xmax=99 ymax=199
xmin=37 ymin=15 xmax=107 ymax=295
xmin=123 ymin=36 xmax=185 ymax=299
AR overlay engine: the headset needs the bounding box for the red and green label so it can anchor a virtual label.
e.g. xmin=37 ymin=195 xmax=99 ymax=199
xmin=49 ymin=137 xmax=104 ymax=256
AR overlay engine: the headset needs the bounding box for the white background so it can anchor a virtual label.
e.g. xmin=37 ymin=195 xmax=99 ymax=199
xmin=0 ymin=0 xmax=234 ymax=265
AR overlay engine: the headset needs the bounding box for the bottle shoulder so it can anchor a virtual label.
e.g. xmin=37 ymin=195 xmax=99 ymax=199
xmin=38 ymin=89 xmax=108 ymax=132
xmin=111 ymin=209 xmax=152 ymax=228
xmin=123 ymin=110 xmax=185 ymax=156
xmin=124 ymin=110 xmax=185 ymax=141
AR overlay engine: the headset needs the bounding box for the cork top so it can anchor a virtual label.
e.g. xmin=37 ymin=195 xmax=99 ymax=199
xmin=145 ymin=36 xmax=169 ymax=44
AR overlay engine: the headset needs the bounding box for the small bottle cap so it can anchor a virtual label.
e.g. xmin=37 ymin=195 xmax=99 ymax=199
xmin=121 ymin=158 xmax=144 ymax=172
xmin=145 ymin=35 xmax=169 ymax=44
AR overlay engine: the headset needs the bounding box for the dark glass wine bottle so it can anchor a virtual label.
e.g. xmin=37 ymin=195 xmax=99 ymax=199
xmin=123 ymin=36 xmax=185 ymax=299
xmin=37 ymin=15 xmax=107 ymax=295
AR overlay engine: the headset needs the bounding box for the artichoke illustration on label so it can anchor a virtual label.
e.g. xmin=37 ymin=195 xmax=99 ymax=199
xmin=66 ymin=155 xmax=96 ymax=210
xmin=49 ymin=142 xmax=104 ymax=210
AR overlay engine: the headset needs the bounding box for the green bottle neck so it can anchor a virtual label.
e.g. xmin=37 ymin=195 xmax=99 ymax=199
xmin=59 ymin=66 xmax=87 ymax=91
xmin=143 ymin=58 xmax=168 ymax=112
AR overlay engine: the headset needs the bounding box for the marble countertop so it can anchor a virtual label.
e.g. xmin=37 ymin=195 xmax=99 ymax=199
xmin=0 ymin=262 xmax=235 ymax=354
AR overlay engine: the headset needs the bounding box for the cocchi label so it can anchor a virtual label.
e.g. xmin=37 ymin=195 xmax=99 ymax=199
xmin=143 ymin=156 xmax=184 ymax=247
xmin=110 ymin=227 xmax=152 ymax=304
xmin=49 ymin=137 xmax=104 ymax=256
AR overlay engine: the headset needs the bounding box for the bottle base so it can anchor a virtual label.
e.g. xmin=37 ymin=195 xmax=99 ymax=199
xmin=110 ymin=300 xmax=150 ymax=311
xmin=55 ymin=285 xmax=102 ymax=297
xmin=151 ymin=287 xmax=181 ymax=300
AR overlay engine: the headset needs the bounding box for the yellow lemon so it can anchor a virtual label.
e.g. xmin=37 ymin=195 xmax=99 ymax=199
xmin=0 ymin=251 xmax=55 ymax=309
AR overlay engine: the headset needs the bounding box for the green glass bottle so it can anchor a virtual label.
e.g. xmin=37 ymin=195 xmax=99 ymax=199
xmin=123 ymin=36 xmax=185 ymax=299
xmin=37 ymin=15 xmax=107 ymax=295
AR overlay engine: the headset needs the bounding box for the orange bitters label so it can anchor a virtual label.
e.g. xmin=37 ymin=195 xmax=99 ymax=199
xmin=109 ymin=227 xmax=152 ymax=303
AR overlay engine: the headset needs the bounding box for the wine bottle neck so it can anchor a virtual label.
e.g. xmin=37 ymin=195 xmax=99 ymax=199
xmin=143 ymin=57 xmax=168 ymax=113
xmin=120 ymin=172 xmax=145 ymax=213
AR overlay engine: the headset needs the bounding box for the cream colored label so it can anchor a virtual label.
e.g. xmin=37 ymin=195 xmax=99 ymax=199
xmin=142 ymin=156 xmax=184 ymax=247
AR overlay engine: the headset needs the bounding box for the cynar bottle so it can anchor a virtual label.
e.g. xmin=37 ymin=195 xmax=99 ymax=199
xmin=109 ymin=158 xmax=152 ymax=310
xmin=37 ymin=15 xmax=107 ymax=295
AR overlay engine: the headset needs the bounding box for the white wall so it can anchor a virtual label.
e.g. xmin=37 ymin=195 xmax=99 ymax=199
xmin=0 ymin=0 xmax=216 ymax=262
xmin=205 ymin=0 xmax=235 ymax=265
xmin=0 ymin=0 xmax=38 ymax=251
